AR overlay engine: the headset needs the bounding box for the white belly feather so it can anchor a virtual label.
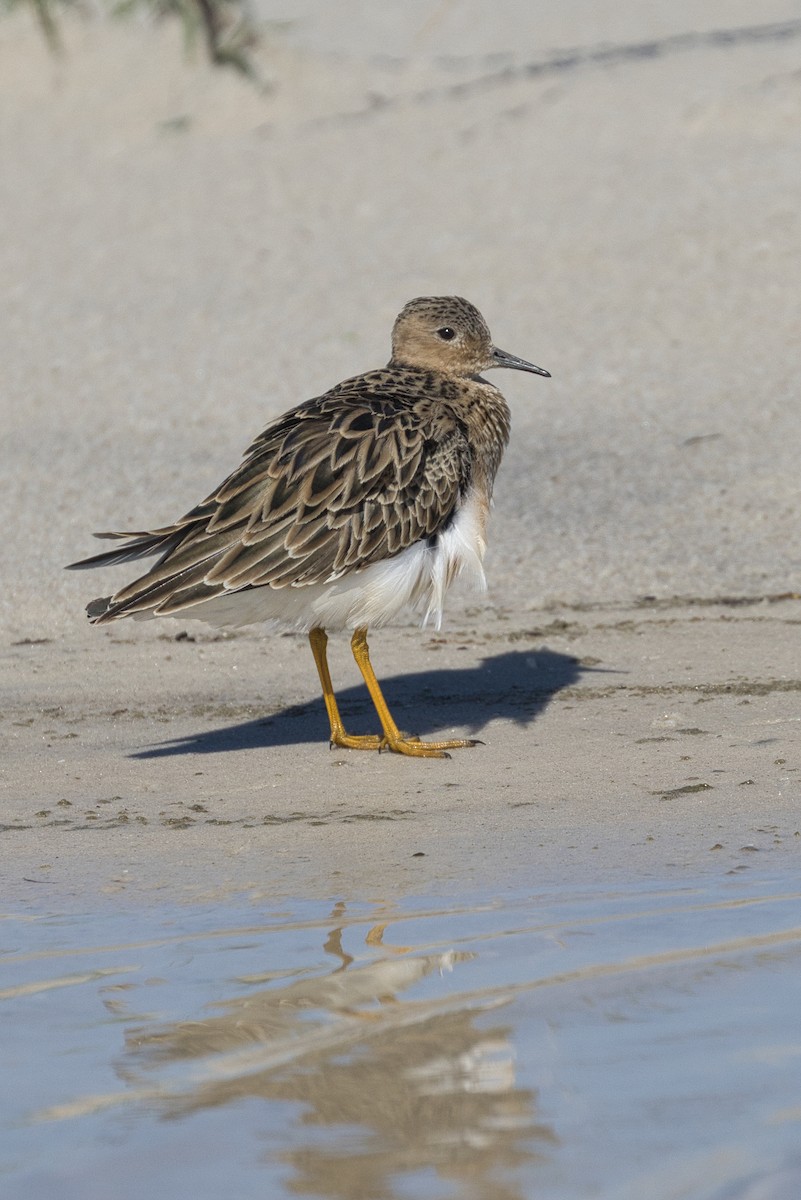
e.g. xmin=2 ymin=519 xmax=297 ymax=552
xmin=163 ymin=488 xmax=489 ymax=633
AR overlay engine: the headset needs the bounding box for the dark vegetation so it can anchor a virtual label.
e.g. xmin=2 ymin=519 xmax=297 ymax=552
xmin=4 ymin=0 xmax=274 ymax=79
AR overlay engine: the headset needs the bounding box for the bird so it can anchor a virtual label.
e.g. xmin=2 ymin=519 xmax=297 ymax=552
xmin=68 ymin=296 xmax=550 ymax=758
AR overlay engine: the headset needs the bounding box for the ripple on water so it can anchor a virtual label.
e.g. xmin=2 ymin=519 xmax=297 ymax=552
xmin=2 ymin=877 xmax=801 ymax=1200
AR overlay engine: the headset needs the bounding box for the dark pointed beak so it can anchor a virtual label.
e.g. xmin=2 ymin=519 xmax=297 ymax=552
xmin=490 ymin=346 xmax=550 ymax=377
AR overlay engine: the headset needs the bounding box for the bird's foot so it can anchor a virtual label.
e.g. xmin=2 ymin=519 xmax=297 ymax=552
xmin=328 ymin=725 xmax=482 ymax=758
xmin=329 ymin=730 xmax=383 ymax=751
xmin=379 ymin=733 xmax=482 ymax=760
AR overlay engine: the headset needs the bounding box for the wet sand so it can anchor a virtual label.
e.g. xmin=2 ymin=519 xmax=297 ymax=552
xmin=4 ymin=595 xmax=801 ymax=907
xmin=2 ymin=1 xmax=801 ymax=907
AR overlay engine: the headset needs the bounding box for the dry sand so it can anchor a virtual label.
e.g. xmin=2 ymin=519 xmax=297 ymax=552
xmin=1 ymin=1 xmax=800 ymax=907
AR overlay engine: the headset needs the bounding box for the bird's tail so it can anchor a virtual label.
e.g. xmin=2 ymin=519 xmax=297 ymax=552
xmin=66 ymin=528 xmax=186 ymax=624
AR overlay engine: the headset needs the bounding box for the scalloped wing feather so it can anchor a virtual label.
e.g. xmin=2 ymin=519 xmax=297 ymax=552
xmin=84 ymin=372 xmax=473 ymax=622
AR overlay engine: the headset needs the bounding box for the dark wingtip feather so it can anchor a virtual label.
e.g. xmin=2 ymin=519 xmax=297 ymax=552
xmin=66 ymin=533 xmax=172 ymax=571
xmin=86 ymin=596 xmax=112 ymax=621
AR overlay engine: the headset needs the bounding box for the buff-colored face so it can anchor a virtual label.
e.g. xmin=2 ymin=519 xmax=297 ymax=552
xmin=390 ymin=296 xmax=550 ymax=379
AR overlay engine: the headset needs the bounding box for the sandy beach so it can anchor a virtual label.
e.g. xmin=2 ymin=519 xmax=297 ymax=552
xmin=2 ymin=0 xmax=801 ymax=901
xmin=3 ymin=7 xmax=801 ymax=1197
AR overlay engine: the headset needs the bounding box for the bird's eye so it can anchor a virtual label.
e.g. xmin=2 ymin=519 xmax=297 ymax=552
xmin=437 ymin=327 xmax=456 ymax=341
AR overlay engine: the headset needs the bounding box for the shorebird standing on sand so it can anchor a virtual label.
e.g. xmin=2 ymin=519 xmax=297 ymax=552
xmin=69 ymin=297 xmax=550 ymax=758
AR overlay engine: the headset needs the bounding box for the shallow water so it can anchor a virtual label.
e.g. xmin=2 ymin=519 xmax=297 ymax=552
xmin=2 ymin=876 xmax=801 ymax=1200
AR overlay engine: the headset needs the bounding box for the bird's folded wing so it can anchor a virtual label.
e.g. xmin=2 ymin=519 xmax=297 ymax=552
xmin=73 ymin=380 xmax=472 ymax=618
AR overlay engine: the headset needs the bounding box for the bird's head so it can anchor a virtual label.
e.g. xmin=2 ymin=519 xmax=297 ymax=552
xmin=389 ymin=296 xmax=550 ymax=380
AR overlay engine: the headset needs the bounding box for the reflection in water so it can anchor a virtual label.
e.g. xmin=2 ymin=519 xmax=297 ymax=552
xmin=120 ymin=911 xmax=552 ymax=1200
xmin=5 ymin=882 xmax=801 ymax=1200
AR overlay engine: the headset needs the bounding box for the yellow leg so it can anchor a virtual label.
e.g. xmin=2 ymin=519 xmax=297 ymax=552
xmin=366 ymin=922 xmax=412 ymax=954
xmin=350 ymin=626 xmax=480 ymax=759
xmin=308 ymin=628 xmax=381 ymax=750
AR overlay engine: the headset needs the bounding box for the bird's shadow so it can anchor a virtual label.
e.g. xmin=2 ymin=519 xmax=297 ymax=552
xmin=132 ymin=648 xmax=591 ymax=759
